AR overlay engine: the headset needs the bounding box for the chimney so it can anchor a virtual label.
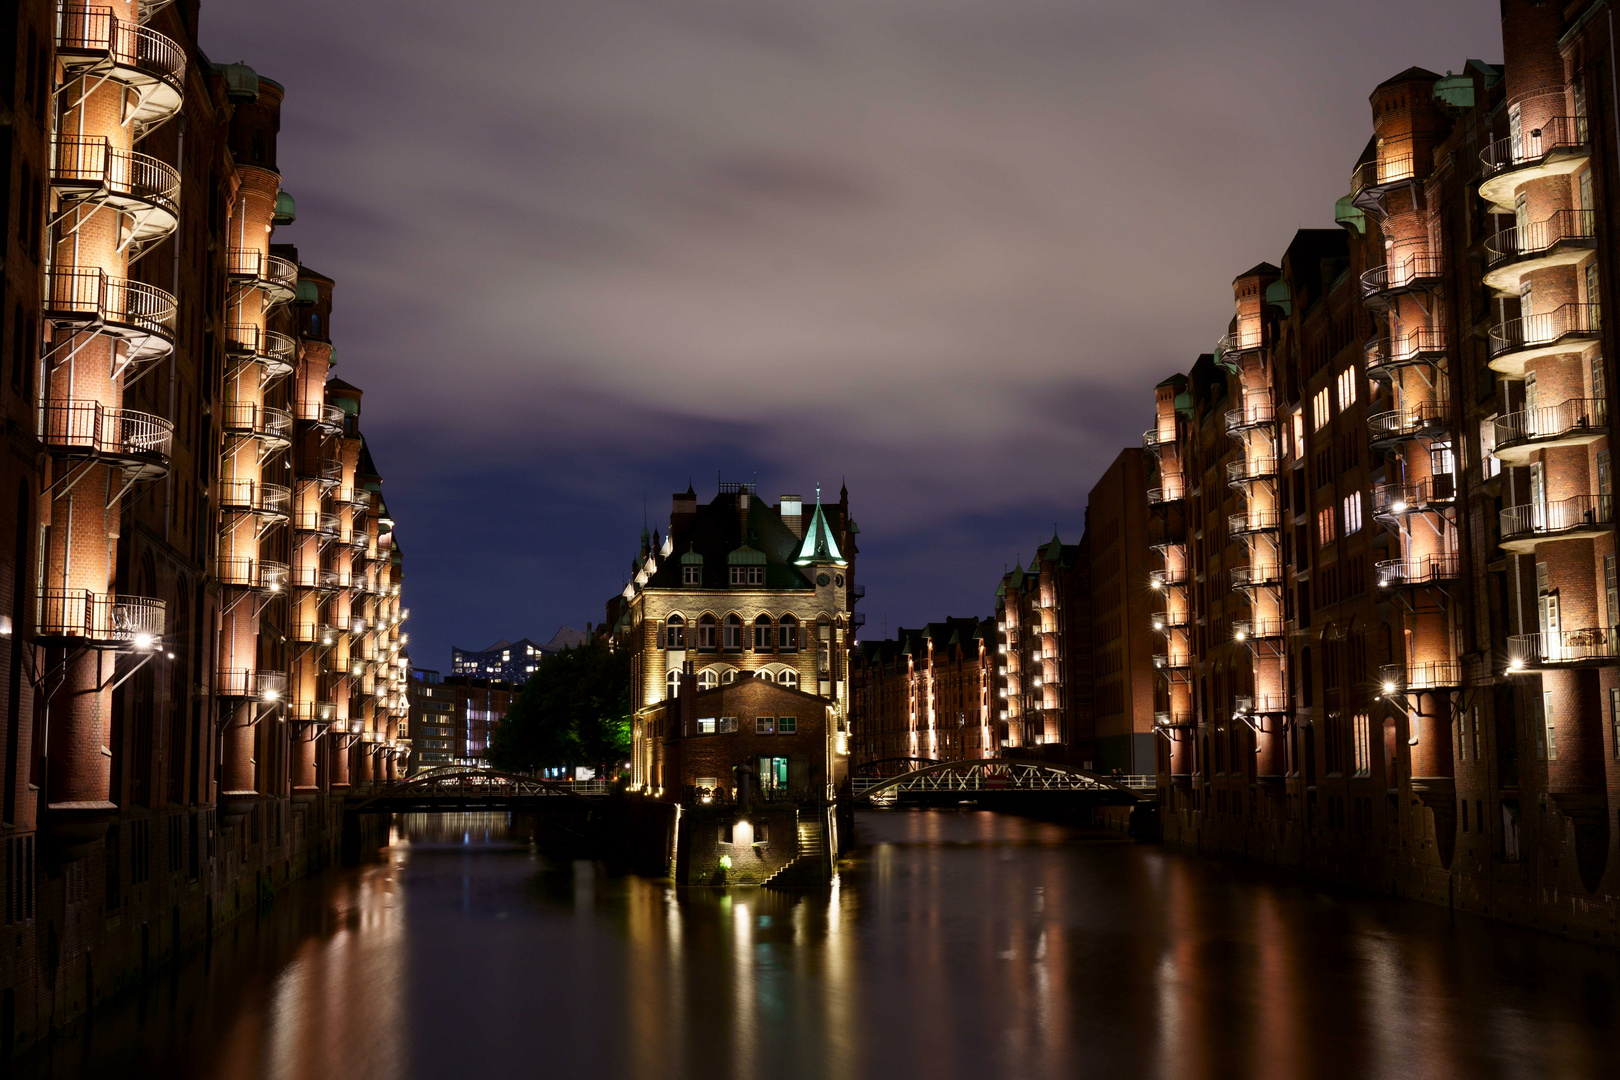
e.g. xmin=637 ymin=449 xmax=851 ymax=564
xmin=672 ymin=488 xmax=697 ymax=522
xmin=780 ymin=494 xmax=803 ymax=538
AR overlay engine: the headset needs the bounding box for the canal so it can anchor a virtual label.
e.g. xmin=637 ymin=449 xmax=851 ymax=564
xmin=17 ymin=810 xmax=1620 ymax=1080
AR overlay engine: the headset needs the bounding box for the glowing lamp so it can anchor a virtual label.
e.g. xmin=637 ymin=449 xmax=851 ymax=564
xmin=133 ymin=632 xmax=155 ymax=651
xmin=1381 ymin=680 xmax=1397 ymax=695
xmin=1391 ymin=500 xmax=1408 ymax=514
xmin=1508 ymin=657 xmax=1525 ymax=673
xmin=262 ymin=687 xmax=280 ymax=702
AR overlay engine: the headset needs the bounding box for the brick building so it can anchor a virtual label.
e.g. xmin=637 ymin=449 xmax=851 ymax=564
xmin=0 ymin=0 xmax=411 ymax=1047
xmin=848 ymin=617 xmax=997 ymax=766
xmin=1136 ymin=0 xmax=1620 ymax=942
xmin=1085 ymin=450 xmax=1158 ymax=775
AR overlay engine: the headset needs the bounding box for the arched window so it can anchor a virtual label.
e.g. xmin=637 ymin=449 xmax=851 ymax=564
xmin=667 ymin=669 xmax=681 ymax=699
xmin=697 ymin=614 xmax=717 ymax=649
xmin=723 ymin=613 xmax=742 ymax=650
xmin=722 ymin=668 xmax=738 ymax=685
xmin=778 ymin=614 xmax=799 ymax=651
xmin=756 ymin=669 xmax=774 ymax=683
xmin=779 ymin=670 xmax=798 ymax=689
xmin=698 ymin=668 xmax=719 ymax=690
xmin=753 ymin=614 xmax=773 ymax=651
xmin=666 ymin=614 xmax=685 ymax=650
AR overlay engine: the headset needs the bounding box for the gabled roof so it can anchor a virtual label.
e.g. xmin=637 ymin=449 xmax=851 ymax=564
xmin=1375 ymin=65 xmax=1442 ymax=91
xmin=1233 ymin=262 xmax=1281 ymax=282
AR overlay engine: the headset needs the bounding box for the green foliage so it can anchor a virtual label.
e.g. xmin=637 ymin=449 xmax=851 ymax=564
xmin=488 ymin=640 xmax=631 ymax=776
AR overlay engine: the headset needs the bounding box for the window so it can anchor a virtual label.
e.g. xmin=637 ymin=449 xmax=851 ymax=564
xmin=1611 ymin=689 xmax=1620 ymax=760
xmin=729 ymin=566 xmax=765 ymax=586
xmin=1471 ymin=705 xmax=1482 ymax=762
xmin=695 ymin=778 xmax=718 ymax=798
xmin=1336 ymin=367 xmax=1357 ymax=411
xmin=1599 ymin=450 xmax=1612 ymax=498
xmin=758 ymin=756 xmax=789 ymax=792
xmin=1311 ymin=387 xmax=1331 ymax=431
xmin=1587 ymin=262 xmax=1602 ymax=331
xmin=1292 ymin=409 xmax=1305 ymax=459
xmin=755 ymin=717 xmax=775 ymax=734
xmin=756 ymin=670 xmax=774 ymax=683
xmin=666 ymin=615 xmax=686 ymax=650
xmin=1353 ymin=713 xmax=1371 ymax=776
xmin=753 ymin=615 xmax=773 ymax=651
xmin=698 ymin=668 xmax=718 ymax=690
xmin=698 ymin=717 xmax=717 ymax=734
xmin=779 ymin=670 xmax=798 ymax=689
xmin=1317 ymin=506 xmax=1336 ymax=546
xmin=1342 ymin=493 xmax=1363 ymax=534
xmin=778 ymin=715 xmax=797 ymax=734
xmin=778 ymin=615 xmax=799 ymax=650
xmin=722 ymin=668 xmax=739 ymax=684
xmin=723 ymin=614 xmax=742 ymax=650
xmin=1480 ymin=419 xmax=1501 ymax=479
xmin=683 ymin=565 xmax=701 ymax=585
xmin=1606 ymin=555 xmax=1618 ymax=630
xmin=1543 ymin=690 xmax=1557 ymax=760
xmin=1593 ymin=354 xmax=1607 ymax=402
xmin=696 ymin=614 xmax=717 ymax=649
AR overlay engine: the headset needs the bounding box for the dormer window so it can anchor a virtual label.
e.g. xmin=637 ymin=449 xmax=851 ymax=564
xmin=730 ymin=566 xmax=764 ymax=586
xmin=683 ymin=565 xmax=701 ymax=585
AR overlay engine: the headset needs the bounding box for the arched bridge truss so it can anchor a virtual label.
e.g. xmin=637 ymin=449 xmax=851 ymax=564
xmin=350 ymin=769 xmax=607 ymax=813
xmin=850 ymin=758 xmax=1153 ymax=805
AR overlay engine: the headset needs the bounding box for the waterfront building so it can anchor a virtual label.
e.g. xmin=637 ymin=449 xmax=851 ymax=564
xmin=1141 ymin=0 xmax=1620 ymax=940
xmin=0 ymin=1 xmax=410 ymax=1047
xmin=848 ymin=617 xmax=998 ymax=766
xmin=613 ymin=482 xmax=860 ymax=800
xmin=408 ymin=669 xmax=456 ymax=770
xmin=450 ymin=626 xmax=587 ymax=685
xmin=439 ymin=674 xmax=517 ymax=766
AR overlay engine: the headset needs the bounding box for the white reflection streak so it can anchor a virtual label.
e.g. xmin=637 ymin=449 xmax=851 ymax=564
xmin=732 ymin=898 xmax=756 ymax=1080
xmin=824 ymin=875 xmax=854 ymax=1080
xmin=1156 ymin=952 xmax=1183 ymax=1078
xmin=1359 ymin=930 xmax=1405 ymax=1080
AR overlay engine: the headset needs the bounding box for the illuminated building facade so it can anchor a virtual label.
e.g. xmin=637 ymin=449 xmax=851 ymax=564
xmin=848 ymin=618 xmax=998 ymax=766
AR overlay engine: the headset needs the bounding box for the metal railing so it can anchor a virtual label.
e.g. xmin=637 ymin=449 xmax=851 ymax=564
xmin=1224 ymin=394 xmax=1275 ymax=435
xmin=1215 ymin=327 xmax=1266 ymax=359
xmin=1359 ymin=251 xmax=1443 ymax=297
xmin=1225 ymin=457 xmax=1278 ymax=484
xmin=289 ymin=562 xmax=339 ymax=590
xmin=1152 ymin=652 xmax=1191 ymax=671
xmin=51 ymin=135 xmax=180 ymax=214
xmin=1366 ymin=327 xmax=1447 ymax=373
xmin=1230 ymin=563 xmax=1282 ymax=588
xmin=1349 ymin=151 xmax=1417 ymax=198
xmin=1494 ymin=397 xmax=1607 ymax=454
xmin=46 ymin=267 xmax=177 ymax=338
xmin=1485 ymin=209 xmax=1596 ymax=267
xmin=1508 ymin=628 xmax=1620 ymax=666
xmin=1151 ymin=610 xmax=1189 ymax=633
xmin=1376 ymin=553 xmax=1460 ymax=587
xmin=1480 ymin=114 xmax=1589 ymax=177
xmin=296 ymin=402 xmax=346 ymax=430
xmin=1233 ymin=617 xmax=1284 ymax=640
xmin=1372 ymin=475 xmax=1455 ymax=516
xmin=219 ymin=402 xmax=293 ymax=442
xmin=1368 ymin=400 xmax=1449 ymax=443
xmin=219 ymin=478 xmax=291 ymax=515
xmin=57 ymin=6 xmax=187 ymax=91
xmin=1381 ymin=661 xmax=1462 ymax=692
xmin=1149 ymin=567 xmax=1189 ymax=587
xmin=1501 ymin=494 xmax=1613 ymax=541
xmin=215 ymin=668 xmax=287 ymax=699
xmin=38 ymin=590 xmax=164 ymax=643
xmin=1489 ymin=303 xmax=1602 ymax=359
xmin=293 ymin=509 xmax=342 ymax=536
xmin=217 ymin=557 xmax=289 ymax=591
xmin=1229 ymin=509 xmax=1281 ymax=535
xmin=225 ymin=324 xmax=297 ymax=366
xmin=41 ymin=400 xmax=173 ymax=462
xmin=226 ymin=249 xmax=300 ymax=294
xmin=1153 ymin=711 xmax=1193 ymax=729
xmin=1142 ymin=425 xmax=1174 ymax=449
xmin=1233 ymin=693 xmax=1289 ymax=714
xmin=1146 ymin=485 xmax=1185 ymax=505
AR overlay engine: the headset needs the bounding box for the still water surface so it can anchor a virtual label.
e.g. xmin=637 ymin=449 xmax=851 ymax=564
xmin=19 ymin=811 xmax=1620 ymax=1080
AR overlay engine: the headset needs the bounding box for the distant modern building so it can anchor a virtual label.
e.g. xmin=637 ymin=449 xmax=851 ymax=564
xmin=451 ymin=626 xmax=587 ymax=684
xmin=408 ymin=669 xmax=456 ymax=772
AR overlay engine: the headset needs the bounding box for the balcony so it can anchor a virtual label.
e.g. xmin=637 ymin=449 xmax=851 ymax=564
xmin=1359 ymin=252 xmax=1442 ymax=306
xmin=1228 ymin=509 xmax=1281 ymax=537
xmin=216 ymin=669 xmax=287 ymax=701
xmin=1233 ymin=618 xmax=1284 ymax=642
xmin=296 ymin=402 xmax=346 ymax=434
xmin=1479 ymin=115 xmax=1590 ymax=212
xmin=292 ymin=509 xmax=341 ymax=538
xmin=1233 ymin=693 xmax=1289 ymax=715
xmin=304 ymin=459 xmax=343 ymax=487
xmin=219 ymin=478 xmax=291 ymax=520
xmin=217 ymin=557 xmax=289 ymax=592
xmin=1224 ymin=395 xmax=1275 ymax=436
xmin=1348 ymin=148 xmax=1418 ymax=212
xmin=45 ymin=268 xmax=176 ymax=363
xmin=1488 ymin=304 xmax=1602 ymax=376
xmin=1368 ymin=400 xmax=1449 ymax=447
xmin=1149 ymin=567 xmax=1189 ymax=589
xmin=290 ymin=623 xmax=343 ymax=648
xmin=1146 ymin=484 xmax=1185 ymax=505
xmin=1214 ymin=328 xmax=1266 ymax=369
xmin=50 ymin=136 xmax=179 ymax=247
xmin=1380 ymin=661 xmax=1462 ymax=693
xmin=1225 ymin=456 xmax=1278 ymax=486
xmin=1152 ymin=653 xmax=1192 ymax=681
xmin=290 ymin=564 xmax=340 ymax=591
xmin=1365 ymin=327 xmax=1447 ymax=379
xmin=225 ymin=324 xmax=297 ymax=378
xmin=1142 ymin=425 xmax=1175 ymax=450
xmin=220 ymin=402 xmax=292 ymax=446
xmin=1153 ymin=710 xmax=1193 ymax=729
xmin=41 ymin=400 xmax=173 ymax=479
xmin=56 ymin=6 xmax=186 ymax=136
xmin=288 ymin=702 xmax=339 ymax=727
xmin=226 ymin=248 xmax=300 ymax=303
xmin=1500 ymin=494 xmax=1613 ymax=552
xmin=1483 ymin=209 xmax=1597 ymax=295
xmin=1376 ymin=553 xmax=1460 ymax=588
xmin=1508 ymin=628 xmax=1620 ymax=669
xmin=1372 ymin=475 xmax=1456 ymax=518
xmin=1151 ymin=610 xmax=1189 ymax=634
xmin=1230 ymin=563 xmax=1282 ymax=590
xmin=38 ymin=591 xmax=164 ymax=648
xmin=1493 ymin=397 xmax=1607 ymax=465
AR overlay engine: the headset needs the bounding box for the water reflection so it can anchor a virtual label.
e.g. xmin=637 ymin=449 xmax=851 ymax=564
xmin=18 ymin=810 xmax=1620 ymax=1080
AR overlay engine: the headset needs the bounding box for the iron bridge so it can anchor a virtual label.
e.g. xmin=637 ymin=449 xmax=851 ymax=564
xmin=851 ymin=758 xmax=1155 ymax=805
xmin=349 ymin=769 xmax=610 ymax=813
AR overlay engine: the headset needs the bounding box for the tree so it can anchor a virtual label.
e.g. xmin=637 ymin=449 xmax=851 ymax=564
xmin=488 ymin=640 xmax=631 ymax=778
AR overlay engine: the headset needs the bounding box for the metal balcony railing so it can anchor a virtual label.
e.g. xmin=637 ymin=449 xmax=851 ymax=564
xmin=1230 ymin=563 xmax=1282 ymax=589
xmin=225 ymin=324 xmax=298 ymax=368
xmin=1149 ymin=567 xmax=1189 ymax=588
xmin=219 ymin=478 xmax=291 ymax=516
xmin=1494 ymin=398 xmax=1607 ymax=455
xmin=1153 ymin=711 xmax=1193 ymax=728
xmin=1501 ymin=494 xmax=1613 ymax=542
xmin=1509 ymin=628 xmax=1620 ymax=667
xmin=216 ymin=668 xmax=287 ymax=700
xmin=217 ymin=557 xmax=289 ymax=591
xmin=41 ymin=400 xmax=173 ymax=467
xmin=291 ymin=509 xmax=341 ymax=536
xmin=38 ymin=590 xmax=164 ymax=645
xmin=1229 ymin=509 xmax=1281 ymax=536
xmin=226 ymin=248 xmax=300 ymax=296
xmin=57 ymin=6 xmax=187 ymax=100
xmin=1368 ymin=400 xmax=1449 ymax=444
xmin=1480 ymin=115 xmax=1590 ymax=178
xmin=1233 ymin=618 xmax=1284 ymax=641
xmin=1146 ymin=485 xmax=1185 ymax=505
xmin=51 ymin=135 xmax=179 ymax=216
xmin=1366 ymin=327 xmax=1447 ymax=375
xmin=1376 ymin=553 xmax=1460 ymax=588
xmin=1489 ymin=303 xmax=1602 ymax=361
xmin=1143 ymin=425 xmax=1176 ymax=449
xmin=1215 ymin=327 xmax=1266 ymax=364
xmin=1224 ymin=394 xmax=1275 ymax=436
xmin=220 ymin=402 xmax=293 ymax=443
xmin=1225 ymin=457 xmax=1278 ymax=484
xmin=1152 ymin=652 xmax=1191 ymax=672
xmin=45 ymin=267 xmax=177 ymax=341
xmin=1485 ymin=209 xmax=1596 ymax=268
xmin=1381 ymin=661 xmax=1462 ymax=692
xmin=288 ymin=701 xmax=339 ymax=726
xmin=1233 ymin=693 xmax=1289 ymax=714
xmin=1359 ymin=251 xmax=1443 ymax=298
xmin=296 ymin=402 xmax=346 ymax=431
xmin=1349 ymin=151 xmax=1417 ymax=199
xmin=1372 ymin=475 xmax=1455 ymax=516
xmin=290 ymin=562 xmax=340 ymax=590
xmin=1150 ymin=610 xmax=1189 ymax=633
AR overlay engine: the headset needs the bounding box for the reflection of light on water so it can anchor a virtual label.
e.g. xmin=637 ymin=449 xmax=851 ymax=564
xmin=732 ymin=897 xmax=755 ymax=1080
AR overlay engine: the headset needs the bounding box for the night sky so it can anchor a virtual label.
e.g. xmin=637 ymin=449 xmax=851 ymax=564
xmin=199 ymin=0 xmax=1501 ymax=670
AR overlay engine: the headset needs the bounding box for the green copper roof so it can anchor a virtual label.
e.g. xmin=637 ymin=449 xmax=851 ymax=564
xmin=793 ymin=496 xmax=847 ymax=566
xmin=727 ymin=544 xmax=766 ymax=565
xmin=680 ymin=548 xmax=704 ymax=565
xmin=273 ymin=190 xmax=297 ymax=226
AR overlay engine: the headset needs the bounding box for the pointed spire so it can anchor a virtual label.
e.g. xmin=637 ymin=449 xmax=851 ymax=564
xmin=794 ymin=486 xmax=847 ymax=566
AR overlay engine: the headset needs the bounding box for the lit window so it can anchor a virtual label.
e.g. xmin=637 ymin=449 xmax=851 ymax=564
xmin=698 ymin=716 xmax=717 ymax=734
xmin=665 ymin=615 xmax=686 ymax=650
xmin=667 ymin=670 xmax=681 ymax=698
xmin=698 ymin=668 xmax=718 ymax=690
xmin=1312 ymin=387 xmax=1331 ymax=432
xmin=1317 ymin=507 xmax=1336 ymax=546
xmin=1292 ymin=409 xmax=1305 ymax=459
xmin=1342 ymin=493 xmax=1363 ymax=534
xmin=1353 ymin=713 xmax=1370 ymax=776
xmin=779 ymin=670 xmax=798 ymax=689
xmin=1336 ymin=367 xmax=1357 ymax=411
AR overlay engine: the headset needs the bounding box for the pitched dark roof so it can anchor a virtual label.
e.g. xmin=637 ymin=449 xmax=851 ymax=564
xmin=1376 ymin=66 xmax=1442 ymax=91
